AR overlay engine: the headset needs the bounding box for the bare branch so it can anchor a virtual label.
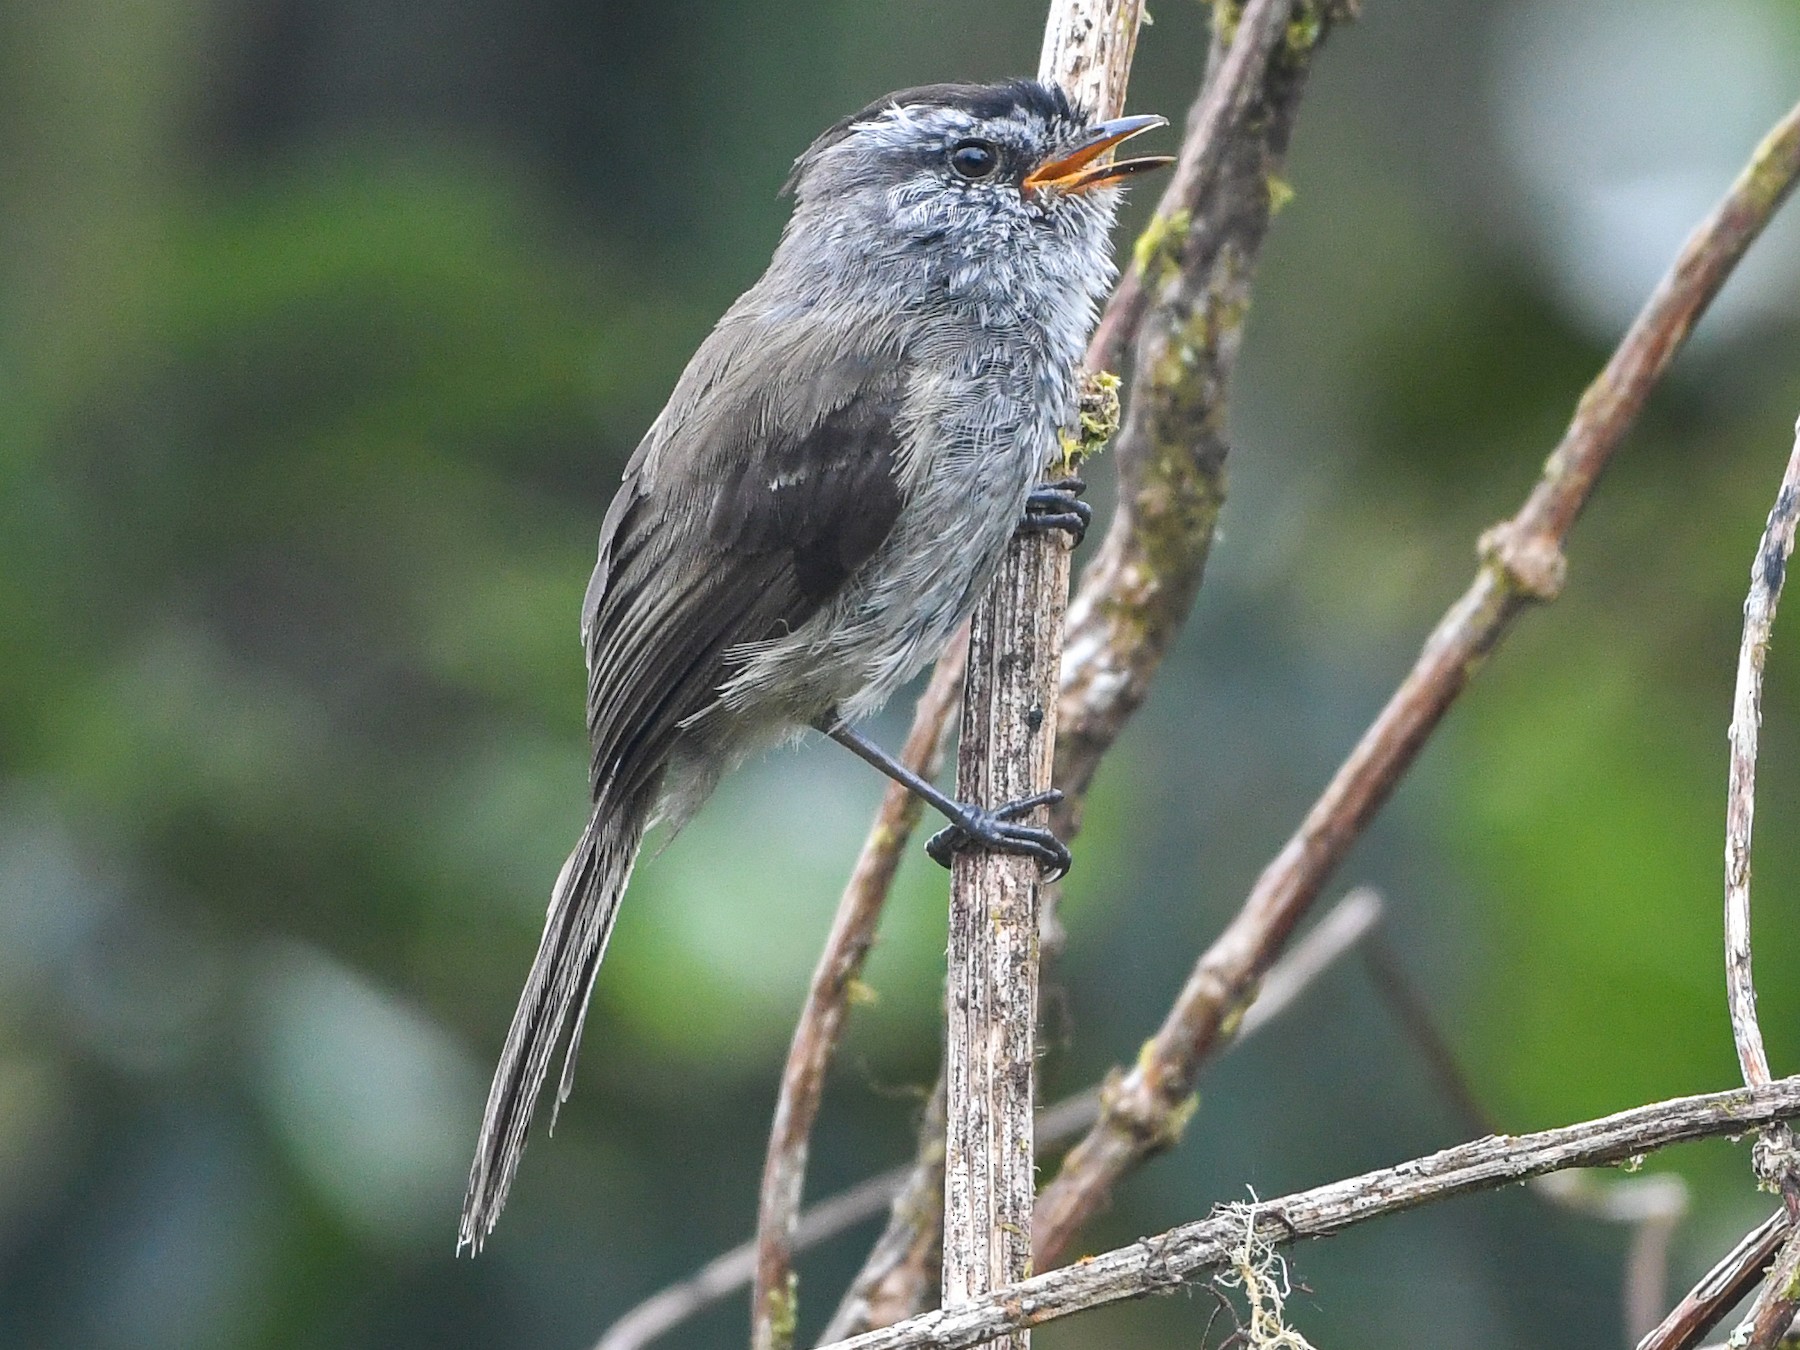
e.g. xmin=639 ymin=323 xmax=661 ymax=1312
xmin=1055 ymin=0 xmax=1355 ymax=837
xmin=1715 ymin=415 xmax=1800 ymax=1349
xmin=1083 ymin=0 xmax=1339 ymax=376
xmin=1242 ymin=887 xmax=1383 ymax=1035
xmin=1732 ymin=1226 xmax=1800 ymax=1350
xmin=942 ymin=7 xmax=1147 ymax=1345
xmin=943 ymin=567 xmax=1056 ymax=1331
xmin=823 ymin=887 xmax=1376 ymax=1342
xmin=822 ymin=885 xmax=1380 ymax=1343
xmin=1725 ymin=418 xmax=1800 ymax=1165
xmin=591 ymin=888 xmax=1380 ymax=1350
xmin=752 ymin=633 xmax=967 ymax=1348
xmin=1639 ymin=1209 xmax=1790 ymax=1350
xmin=1033 ymin=96 xmax=1800 ymax=1266
xmin=818 ymin=1077 xmax=1800 ymax=1350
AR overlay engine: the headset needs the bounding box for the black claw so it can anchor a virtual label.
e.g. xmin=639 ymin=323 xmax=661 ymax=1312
xmin=925 ymin=789 xmax=1072 ymax=879
xmin=1021 ymin=480 xmax=1092 ymax=546
xmin=993 ymin=788 xmax=1063 ymax=819
xmin=1021 ymin=511 xmax=1088 ymax=540
xmin=924 ymin=826 xmax=962 ymax=869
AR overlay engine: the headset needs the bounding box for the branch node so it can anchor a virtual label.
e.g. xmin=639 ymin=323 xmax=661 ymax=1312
xmin=1754 ymin=1126 xmax=1800 ymax=1197
xmin=1478 ymin=520 xmax=1568 ymax=602
xmin=1101 ymin=1066 xmax=1198 ymax=1152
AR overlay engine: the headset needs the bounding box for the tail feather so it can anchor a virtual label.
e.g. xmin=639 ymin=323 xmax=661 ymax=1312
xmin=459 ymin=792 xmax=650 ymax=1252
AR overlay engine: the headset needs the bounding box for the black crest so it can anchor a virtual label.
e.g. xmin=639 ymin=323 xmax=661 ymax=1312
xmin=783 ymin=79 xmax=1082 ymax=196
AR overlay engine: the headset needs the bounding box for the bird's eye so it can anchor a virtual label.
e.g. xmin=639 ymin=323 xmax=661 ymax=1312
xmin=948 ymin=139 xmax=1000 ymax=180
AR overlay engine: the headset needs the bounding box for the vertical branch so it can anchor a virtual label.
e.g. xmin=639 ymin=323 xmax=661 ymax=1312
xmin=753 ymin=634 xmax=969 ymax=1350
xmin=1724 ymin=417 xmax=1800 ymax=1129
xmin=818 ymin=888 xmax=1378 ymax=1343
xmin=943 ymin=2 xmax=1144 ymax=1337
xmin=943 ymin=551 xmax=1058 ymax=1327
xmin=1717 ymin=417 xmax=1800 ymax=1350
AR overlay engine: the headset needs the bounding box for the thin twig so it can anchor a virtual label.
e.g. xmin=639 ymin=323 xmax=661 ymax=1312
xmin=591 ymin=890 xmax=1380 ymax=1350
xmin=1638 ymin=1209 xmax=1791 ymax=1350
xmin=942 ymin=8 xmax=1147 ymax=1344
xmin=1032 ymin=97 xmax=1800 ymax=1268
xmin=751 ymin=632 xmax=968 ymax=1348
xmin=1360 ymin=938 xmax=1492 ymax=1136
xmin=818 ymin=1078 xmax=1800 ymax=1350
xmin=1716 ymin=416 xmax=1800 ymax=1350
xmin=1239 ymin=887 xmax=1383 ymax=1037
xmin=1725 ymin=419 xmax=1800 ymax=1181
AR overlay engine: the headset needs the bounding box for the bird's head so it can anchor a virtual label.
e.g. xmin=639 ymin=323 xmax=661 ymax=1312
xmin=779 ymin=81 xmax=1171 ymax=303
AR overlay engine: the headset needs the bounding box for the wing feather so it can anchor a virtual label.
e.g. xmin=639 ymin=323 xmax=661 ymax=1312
xmin=581 ymin=322 xmax=908 ymax=803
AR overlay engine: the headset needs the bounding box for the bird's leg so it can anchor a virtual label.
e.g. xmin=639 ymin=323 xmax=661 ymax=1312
xmin=1017 ymin=476 xmax=1091 ymax=546
xmin=817 ymin=719 xmax=1072 ymax=878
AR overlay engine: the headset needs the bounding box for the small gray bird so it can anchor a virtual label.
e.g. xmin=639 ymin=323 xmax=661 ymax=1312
xmin=461 ymin=79 xmax=1169 ymax=1249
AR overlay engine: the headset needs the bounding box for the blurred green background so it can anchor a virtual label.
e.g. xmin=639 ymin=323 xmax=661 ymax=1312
xmin=3 ymin=0 xmax=1800 ymax=1346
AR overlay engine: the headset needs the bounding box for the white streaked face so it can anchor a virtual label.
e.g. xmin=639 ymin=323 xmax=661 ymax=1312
xmin=787 ymin=82 xmax=1166 ymax=240
xmin=776 ymin=84 xmax=1166 ymax=323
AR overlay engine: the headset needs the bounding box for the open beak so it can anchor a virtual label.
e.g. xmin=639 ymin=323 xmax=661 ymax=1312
xmin=1022 ymin=113 xmax=1174 ymax=195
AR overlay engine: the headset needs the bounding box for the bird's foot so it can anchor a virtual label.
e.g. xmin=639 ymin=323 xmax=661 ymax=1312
xmin=1018 ymin=477 xmax=1091 ymax=546
xmin=925 ymin=789 xmax=1072 ymax=879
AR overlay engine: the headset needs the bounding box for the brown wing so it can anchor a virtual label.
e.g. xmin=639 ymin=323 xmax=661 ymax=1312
xmin=580 ymin=332 xmax=906 ymax=804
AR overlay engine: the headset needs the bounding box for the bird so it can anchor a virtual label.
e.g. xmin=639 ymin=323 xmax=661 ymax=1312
xmin=460 ymin=78 xmax=1170 ymax=1251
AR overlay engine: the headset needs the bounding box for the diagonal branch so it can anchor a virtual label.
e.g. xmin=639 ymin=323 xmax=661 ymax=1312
xmin=818 ymin=1077 xmax=1800 ymax=1350
xmin=1032 ymin=96 xmax=1800 ymax=1267
xmin=1056 ymin=0 xmax=1356 ymax=834
xmin=1729 ymin=1230 xmax=1800 ymax=1350
xmin=1639 ymin=1209 xmax=1792 ymax=1350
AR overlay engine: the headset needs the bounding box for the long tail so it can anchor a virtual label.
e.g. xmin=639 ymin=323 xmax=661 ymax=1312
xmin=459 ymin=789 xmax=651 ymax=1252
